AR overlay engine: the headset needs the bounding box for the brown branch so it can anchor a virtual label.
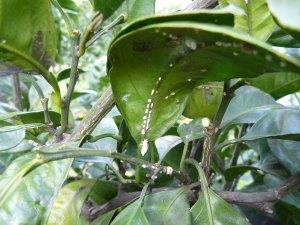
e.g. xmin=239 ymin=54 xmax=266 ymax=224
xmin=69 ymin=86 xmax=115 ymax=141
xmin=85 ymin=171 xmax=300 ymax=221
xmin=11 ymin=74 xmax=22 ymax=110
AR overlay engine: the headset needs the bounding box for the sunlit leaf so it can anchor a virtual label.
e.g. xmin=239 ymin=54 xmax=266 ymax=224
xmin=267 ymin=0 xmax=300 ymax=41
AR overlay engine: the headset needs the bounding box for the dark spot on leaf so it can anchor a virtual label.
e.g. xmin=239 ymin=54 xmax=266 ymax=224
xmin=32 ymin=31 xmax=53 ymax=68
xmin=242 ymin=43 xmax=253 ymax=53
xmin=132 ymin=41 xmax=153 ymax=52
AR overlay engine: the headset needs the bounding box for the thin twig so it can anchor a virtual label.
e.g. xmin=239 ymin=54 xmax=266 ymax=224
xmin=59 ymin=32 xmax=81 ymax=135
xmin=11 ymin=74 xmax=22 ymax=110
xmin=86 ymin=14 xmax=125 ymax=48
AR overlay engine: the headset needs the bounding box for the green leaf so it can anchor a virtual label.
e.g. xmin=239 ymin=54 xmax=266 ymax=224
xmin=155 ymin=135 xmax=182 ymax=162
xmin=92 ymin=0 xmax=155 ymax=22
xmin=245 ymin=72 xmax=300 ymax=99
xmin=191 ymin=188 xmax=250 ymax=225
xmin=177 ymin=119 xmax=204 ymax=143
xmin=0 ymin=153 xmax=40 ymax=206
xmin=0 ymin=128 xmax=25 ymax=151
xmin=188 ymin=158 xmax=250 ymax=225
xmin=92 ymin=0 xmax=125 ymax=19
xmin=267 ymin=0 xmax=300 ymax=41
xmin=183 ymin=82 xmax=223 ymax=119
xmin=47 ymin=179 xmax=96 ymax=225
xmin=222 ymin=0 xmax=276 ymax=40
xmin=57 ymin=0 xmax=79 ymax=12
xmin=0 ymin=142 xmax=80 ymax=224
xmin=0 ymin=110 xmax=61 ymax=127
xmin=268 ymin=139 xmax=300 ymax=174
xmin=143 ymin=188 xmax=191 ymax=225
xmin=0 ymin=156 xmax=73 ymax=224
xmin=116 ymin=8 xmax=235 ymax=40
xmin=221 ymin=86 xmax=280 ymax=128
xmin=0 ymin=0 xmax=60 ymax=95
xmin=0 ymin=123 xmax=45 ymax=133
xmin=90 ymin=210 xmax=116 ymax=225
xmin=109 ymin=21 xmax=300 ymax=144
xmin=246 ymin=139 xmax=288 ymax=176
xmin=111 ymin=199 xmax=150 ymax=225
xmin=0 ymin=0 xmax=57 ymax=69
xmin=268 ymin=28 xmax=300 ymax=48
xmin=241 ymin=108 xmax=300 ymax=141
xmin=57 ymin=68 xmax=85 ymax=82
xmin=224 ymin=165 xmax=262 ymax=182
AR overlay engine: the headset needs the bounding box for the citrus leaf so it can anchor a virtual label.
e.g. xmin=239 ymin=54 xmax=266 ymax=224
xmin=111 ymin=198 xmax=150 ymax=225
xmin=0 ymin=128 xmax=25 ymax=151
xmin=142 ymin=188 xmax=191 ymax=224
xmin=241 ymin=108 xmax=300 ymax=141
xmin=267 ymin=0 xmax=300 ymax=41
xmin=47 ymin=179 xmax=96 ymax=225
xmin=92 ymin=0 xmax=155 ymax=23
xmin=0 ymin=123 xmax=45 ymax=133
xmin=0 ymin=0 xmax=60 ymax=95
xmin=183 ymin=82 xmax=223 ymax=119
xmin=223 ymin=0 xmax=276 ymax=40
xmin=177 ymin=119 xmax=204 ymax=143
xmin=109 ymin=21 xmax=300 ymax=144
xmin=191 ymin=188 xmax=250 ymax=225
xmin=268 ymin=139 xmax=300 ymax=175
xmin=221 ymin=86 xmax=280 ymax=128
xmin=246 ymin=72 xmax=300 ymax=99
xmin=90 ymin=210 xmax=116 ymax=225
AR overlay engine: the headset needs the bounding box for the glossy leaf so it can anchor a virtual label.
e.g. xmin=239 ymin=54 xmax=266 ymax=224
xmin=143 ymin=188 xmax=191 ymax=224
xmin=183 ymin=82 xmax=223 ymax=119
xmin=268 ymin=28 xmax=300 ymax=48
xmin=268 ymin=139 xmax=300 ymax=174
xmin=177 ymin=119 xmax=204 ymax=143
xmin=0 ymin=128 xmax=25 ymax=151
xmin=111 ymin=199 xmax=150 ymax=225
xmin=90 ymin=210 xmax=116 ymax=225
xmin=0 ymin=123 xmax=45 ymax=133
xmin=0 ymin=0 xmax=57 ymax=72
xmin=57 ymin=0 xmax=79 ymax=12
xmin=57 ymin=68 xmax=85 ymax=82
xmin=0 ymin=110 xmax=61 ymax=127
xmin=0 ymin=141 xmax=78 ymax=224
xmin=110 ymin=21 xmax=300 ymax=144
xmin=92 ymin=0 xmax=155 ymax=22
xmin=116 ymin=8 xmax=235 ymax=39
xmin=191 ymin=188 xmax=250 ymax=225
xmin=246 ymin=72 xmax=300 ymax=99
xmin=154 ymin=135 xmax=182 ymax=161
xmin=0 ymin=154 xmax=39 ymax=206
xmin=92 ymin=0 xmax=125 ymax=19
xmin=241 ymin=108 xmax=300 ymax=141
xmin=267 ymin=0 xmax=300 ymax=41
xmin=47 ymin=179 xmax=95 ymax=225
xmin=224 ymin=165 xmax=262 ymax=182
xmin=0 ymin=157 xmax=72 ymax=224
xmin=221 ymin=86 xmax=280 ymax=128
xmin=246 ymin=139 xmax=288 ymax=176
xmin=110 ymin=13 xmax=300 ymax=144
xmin=222 ymin=0 xmax=276 ymax=40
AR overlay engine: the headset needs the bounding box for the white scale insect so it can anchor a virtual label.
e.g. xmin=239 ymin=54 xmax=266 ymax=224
xmin=140 ymin=76 xmax=162 ymax=156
